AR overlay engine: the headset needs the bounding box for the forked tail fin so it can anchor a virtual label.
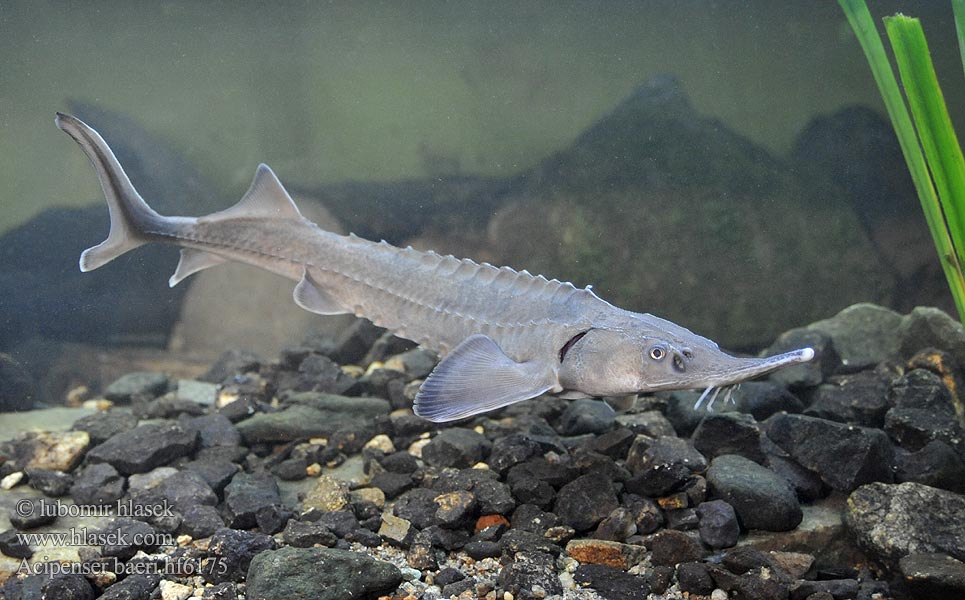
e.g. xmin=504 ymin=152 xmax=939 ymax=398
xmin=55 ymin=112 xmax=162 ymax=271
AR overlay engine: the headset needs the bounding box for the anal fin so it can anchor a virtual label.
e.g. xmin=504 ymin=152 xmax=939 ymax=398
xmin=169 ymin=248 xmax=227 ymax=287
xmin=293 ymin=268 xmax=347 ymax=315
xmin=414 ymin=334 xmax=560 ymax=422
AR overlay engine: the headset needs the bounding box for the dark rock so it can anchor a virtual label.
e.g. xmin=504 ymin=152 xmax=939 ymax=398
xmin=9 ymin=498 xmax=56 ymax=529
xmin=361 ymin=332 xmax=417 ymax=366
xmin=150 ymin=469 xmax=218 ymax=510
xmin=721 ymin=546 xmax=782 ymax=575
xmin=464 ymin=539 xmax=501 ymax=559
xmin=345 ymin=527 xmax=382 ymax=547
xmin=406 ymin=531 xmax=438 ymax=571
xmin=789 ymin=579 xmax=860 ymax=600
xmin=179 ymin=504 xmax=225 ymax=538
xmin=306 ymin=510 xmax=360 ymax=537
xmin=71 ymin=411 xmax=138 ymax=445
xmin=0 ymin=528 xmax=33 ymax=558
xmin=626 ymin=435 xmax=707 ymax=475
xmin=236 ymin=393 xmax=389 ymax=443
xmin=283 ymin=519 xmax=338 ymax=547
xmin=899 ymin=552 xmax=965 ymax=598
xmin=256 ymin=504 xmax=294 ymax=534
xmin=69 ymin=462 xmax=125 ymax=506
xmin=179 ymin=413 xmax=241 ymax=448
xmin=379 ymin=450 xmax=419 ymax=473
xmin=103 ymin=372 xmax=168 ymax=402
xmin=370 ymin=471 xmax=415 ymax=499
xmin=99 ymin=518 xmax=160 ymax=560
xmin=646 ymin=529 xmax=705 ymax=566
xmin=499 ymin=528 xmax=561 ymax=556
xmin=423 ymin=525 xmax=469 ymax=550
xmin=1 ymin=572 xmax=47 ymax=600
xmin=98 ymin=574 xmax=160 ymax=600
xmin=624 ymin=461 xmax=691 ymax=497
xmin=25 ymin=468 xmax=73 ymax=497
xmin=421 ymin=428 xmax=491 ymax=468
xmin=558 ymin=399 xmax=616 ymax=435
xmin=271 ymin=457 xmax=308 ymax=481
xmin=434 ymin=567 xmax=466 ymax=588
xmin=696 ymin=499 xmax=740 ymax=548
xmin=385 ymin=347 xmax=437 ymax=379
xmin=441 ymin=579 xmax=475 ymax=597
xmin=180 ymin=458 xmax=239 ymax=494
xmin=692 ymin=412 xmax=766 ymax=464
xmin=223 ymin=472 xmax=282 ymax=529
xmin=202 ymin=349 xmax=261 ymax=382
xmin=202 ymin=582 xmax=241 ymax=600
xmin=885 ymin=369 xmax=965 ymax=456
xmin=734 ymin=381 xmax=805 ymax=421
xmin=132 ymin=394 xmax=206 ymax=419
xmin=594 ymin=506 xmax=638 ymax=542
xmin=707 ymin=454 xmax=802 ymax=531
xmin=434 ymin=490 xmax=477 ymax=528
xmin=393 ymin=488 xmax=441 ymax=529
xmin=615 ymin=410 xmax=677 ymax=438
xmin=574 ymin=563 xmax=651 ymax=600
xmin=804 ymin=371 xmax=891 ymax=428
xmin=625 ymin=495 xmax=664 ymax=535
xmin=766 ymin=413 xmax=894 ymax=492
xmin=554 ymin=472 xmax=620 ymax=532
xmin=217 ymin=395 xmax=262 ymax=423
xmin=584 ymin=427 xmax=636 ymax=459
xmin=766 ymin=329 xmax=839 ymax=387
xmin=512 ymin=504 xmax=561 ymax=534
xmin=898 ymin=306 xmax=965 ymax=367
xmin=295 ymin=353 xmax=357 ymax=394
xmin=895 ymin=440 xmax=965 ymax=494
xmin=506 ymin=456 xmax=578 ymax=489
xmin=498 ymin=551 xmax=562 ymax=600
xmin=248 ymin=546 xmax=402 ymax=600
xmin=805 ymin=303 xmax=903 ymax=371
xmin=86 ymin=423 xmax=197 ymax=475
xmin=846 ymin=481 xmax=965 ymax=564
xmin=204 ymin=527 xmax=276 ymax=584
xmin=327 ymin=319 xmax=386 ymax=365
xmin=648 ymin=565 xmax=675 ymax=594
xmin=732 ymin=574 xmax=790 ymax=600
xmin=762 ymin=435 xmax=828 ymax=501
xmin=433 ymin=468 xmax=516 ymax=515
xmin=676 ymin=561 xmax=715 ymax=595
xmin=42 ymin=574 xmax=95 ymax=600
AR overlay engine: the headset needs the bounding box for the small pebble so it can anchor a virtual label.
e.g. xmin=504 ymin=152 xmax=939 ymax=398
xmin=1 ymin=471 xmax=24 ymax=490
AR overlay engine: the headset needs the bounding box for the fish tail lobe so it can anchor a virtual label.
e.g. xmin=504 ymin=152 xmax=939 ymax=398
xmin=55 ymin=112 xmax=162 ymax=272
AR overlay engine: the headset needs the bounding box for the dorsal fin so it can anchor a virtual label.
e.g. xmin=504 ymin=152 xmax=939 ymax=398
xmin=203 ymin=164 xmax=304 ymax=222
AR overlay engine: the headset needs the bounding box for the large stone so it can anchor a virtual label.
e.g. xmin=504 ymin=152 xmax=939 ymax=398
xmin=706 ymin=454 xmax=802 ymax=532
xmin=804 ymin=303 xmax=903 ymax=371
xmin=246 ymin=546 xmax=401 ymax=600
xmin=766 ymin=413 xmax=893 ymax=492
xmin=846 ymin=481 xmax=965 ymax=565
xmin=87 ymin=423 xmax=197 ymax=475
xmin=236 ymin=393 xmax=389 ymax=444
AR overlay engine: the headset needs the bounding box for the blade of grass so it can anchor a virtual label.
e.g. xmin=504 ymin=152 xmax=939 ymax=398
xmin=885 ymin=15 xmax=965 ymax=269
xmin=838 ymin=0 xmax=965 ymax=324
xmin=953 ymin=0 xmax=965 ymax=79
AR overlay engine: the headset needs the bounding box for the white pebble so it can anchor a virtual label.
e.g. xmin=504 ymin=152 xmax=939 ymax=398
xmin=364 ymin=434 xmax=396 ymax=453
xmin=159 ymin=580 xmax=192 ymax=600
xmin=1 ymin=471 xmax=24 ymax=490
xmin=400 ymin=567 xmax=422 ymax=581
xmin=711 ymin=589 xmax=729 ymax=600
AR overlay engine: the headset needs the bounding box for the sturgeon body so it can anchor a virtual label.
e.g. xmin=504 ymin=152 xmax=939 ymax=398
xmin=57 ymin=113 xmax=814 ymax=422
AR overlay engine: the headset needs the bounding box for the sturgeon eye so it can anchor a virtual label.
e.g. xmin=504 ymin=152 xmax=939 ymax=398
xmin=649 ymin=346 xmax=666 ymax=361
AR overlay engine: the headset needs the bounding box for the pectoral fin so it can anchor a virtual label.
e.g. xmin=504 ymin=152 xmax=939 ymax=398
xmin=414 ymin=334 xmax=560 ymax=422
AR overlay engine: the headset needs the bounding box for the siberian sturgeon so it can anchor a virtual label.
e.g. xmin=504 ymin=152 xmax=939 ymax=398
xmin=56 ymin=113 xmax=814 ymax=422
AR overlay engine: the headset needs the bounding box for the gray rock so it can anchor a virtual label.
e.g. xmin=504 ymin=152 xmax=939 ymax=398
xmin=788 ymin=579 xmax=859 ymax=600
xmin=294 ymin=354 xmax=357 ymax=395
xmin=0 ymin=528 xmax=33 ymax=558
xmin=149 ymin=469 xmax=218 ymax=509
xmin=204 ymin=527 xmax=276 ymax=584
xmin=804 ymin=371 xmax=891 ymax=428
xmin=646 ymin=529 xmax=705 ymax=566
xmin=99 ymin=517 xmax=159 ymax=560
xmin=885 ymin=369 xmax=965 ymax=457
xmin=895 ymin=440 xmax=965 ymax=494
xmin=328 ymin=319 xmax=386 ymax=366
xmin=25 ymin=468 xmax=73 ymax=497
xmin=498 ymin=551 xmax=563 ymax=600
xmin=573 ymin=563 xmax=651 ymax=599
xmin=706 ymin=454 xmax=802 ymax=532
xmin=805 ymin=303 xmax=903 ymax=371
xmin=70 ymin=462 xmax=126 ymax=506
xmin=846 ymin=481 xmax=965 ymax=564
xmin=696 ymin=499 xmax=740 ymax=548
xmin=676 ymin=561 xmax=715 ymax=595
xmin=86 ymin=423 xmax=198 ymax=475
xmin=899 ymin=552 xmax=965 ymax=597
xmin=766 ymin=413 xmax=894 ymax=492
xmin=99 ymin=574 xmax=159 ymax=600
xmin=732 ymin=381 xmax=804 ymax=421
xmin=71 ymin=411 xmax=138 ymax=445
xmin=692 ymin=412 xmax=765 ymax=464
xmin=246 ymin=546 xmax=402 ymax=600
xmin=236 ymin=393 xmax=389 ymax=444
xmin=615 ymin=410 xmax=677 ymax=438
xmin=179 ymin=413 xmax=241 ymax=448
xmin=898 ymin=306 xmax=965 ymax=367
xmin=179 ymin=504 xmax=224 ymax=538
xmin=103 ymin=371 xmax=169 ymax=402
xmin=223 ymin=472 xmax=282 ymax=529
xmin=42 ymin=574 xmax=95 ymax=600
xmin=176 ymin=378 xmax=218 ymax=405
xmin=558 ymin=398 xmax=616 ymax=435
xmin=421 ymin=428 xmax=491 ymax=468
xmin=554 ymin=473 xmax=619 ymax=532
xmin=283 ymin=519 xmax=338 ymax=547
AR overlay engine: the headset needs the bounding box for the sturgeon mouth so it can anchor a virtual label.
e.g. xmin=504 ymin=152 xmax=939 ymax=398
xmin=693 ymin=346 xmax=815 ymax=410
